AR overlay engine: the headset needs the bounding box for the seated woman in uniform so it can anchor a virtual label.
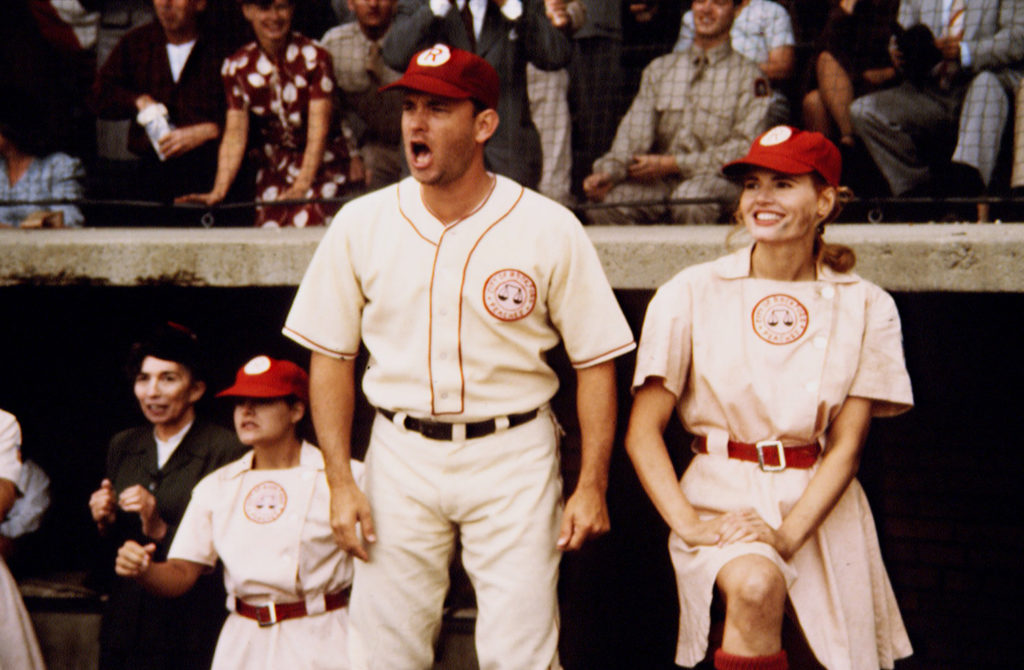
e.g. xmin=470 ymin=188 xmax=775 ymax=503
xmin=625 ymin=126 xmax=914 ymax=670
xmin=114 ymin=355 xmax=362 ymax=669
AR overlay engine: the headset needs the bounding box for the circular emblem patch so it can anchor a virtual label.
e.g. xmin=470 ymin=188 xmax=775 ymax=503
xmin=759 ymin=125 xmax=792 ymax=146
xmin=751 ymin=294 xmax=809 ymax=345
xmin=417 ymin=44 xmax=451 ymax=67
xmin=243 ymin=481 xmax=287 ymax=524
xmin=483 ymin=269 xmax=537 ymax=321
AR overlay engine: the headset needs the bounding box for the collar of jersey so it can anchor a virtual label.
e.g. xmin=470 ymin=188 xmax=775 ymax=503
xmin=714 ymin=245 xmax=858 ymax=283
xmin=219 ymin=441 xmax=323 ymax=479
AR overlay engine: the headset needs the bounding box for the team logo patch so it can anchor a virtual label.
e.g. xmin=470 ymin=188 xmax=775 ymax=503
xmin=751 ymin=294 xmax=809 ymax=345
xmin=243 ymin=481 xmax=287 ymax=523
xmin=483 ymin=269 xmax=537 ymax=321
xmin=417 ymin=44 xmax=451 ymax=67
xmin=759 ymin=125 xmax=792 ymax=146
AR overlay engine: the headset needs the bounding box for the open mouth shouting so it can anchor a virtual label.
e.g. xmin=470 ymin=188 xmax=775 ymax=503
xmin=408 ymin=139 xmax=433 ymax=170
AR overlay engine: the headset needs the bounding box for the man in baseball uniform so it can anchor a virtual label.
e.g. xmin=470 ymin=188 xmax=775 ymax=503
xmin=284 ymin=44 xmax=635 ymax=670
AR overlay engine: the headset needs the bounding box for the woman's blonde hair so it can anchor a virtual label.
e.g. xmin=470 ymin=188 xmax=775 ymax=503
xmin=727 ymin=174 xmax=857 ymax=273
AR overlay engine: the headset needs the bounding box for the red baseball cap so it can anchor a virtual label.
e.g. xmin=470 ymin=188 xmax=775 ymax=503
xmin=217 ymin=356 xmax=309 ymax=405
xmin=722 ymin=126 xmax=842 ymax=187
xmin=381 ymin=43 xmax=500 ymax=110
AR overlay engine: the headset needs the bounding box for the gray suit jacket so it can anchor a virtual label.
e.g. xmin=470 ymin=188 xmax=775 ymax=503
xmin=382 ymin=0 xmax=572 ymax=188
xmin=898 ymin=0 xmax=1023 ymax=87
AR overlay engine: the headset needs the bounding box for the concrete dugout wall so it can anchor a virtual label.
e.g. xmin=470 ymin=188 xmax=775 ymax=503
xmin=1 ymin=225 xmax=1021 ymax=669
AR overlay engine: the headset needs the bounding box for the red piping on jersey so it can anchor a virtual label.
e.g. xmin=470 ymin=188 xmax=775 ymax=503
xmin=397 ymin=188 xmax=440 ymax=246
xmin=282 ymin=326 xmax=358 ymax=359
xmin=427 ymin=183 xmax=525 ymax=416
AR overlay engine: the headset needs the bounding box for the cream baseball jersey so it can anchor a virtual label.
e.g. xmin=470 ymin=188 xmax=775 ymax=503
xmin=284 ymin=175 xmax=635 ymax=420
xmin=632 ymin=245 xmax=913 ymax=444
xmin=169 ymin=443 xmax=360 ymax=603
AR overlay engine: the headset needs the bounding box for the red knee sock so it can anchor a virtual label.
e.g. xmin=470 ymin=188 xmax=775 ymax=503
xmin=713 ymin=648 xmax=788 ymax=670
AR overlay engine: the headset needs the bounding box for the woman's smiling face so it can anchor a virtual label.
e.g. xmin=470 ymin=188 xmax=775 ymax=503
xmin=739 ymin=169 xmax=835 ymax=247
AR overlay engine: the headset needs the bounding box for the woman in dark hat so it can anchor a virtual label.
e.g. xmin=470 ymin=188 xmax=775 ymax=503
xmin=625 ymin=127 xmax=914 ymax=670
xmin=88 ymin=322 xmax=246 ymax=670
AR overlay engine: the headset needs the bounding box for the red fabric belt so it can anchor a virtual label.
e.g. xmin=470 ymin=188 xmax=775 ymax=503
xmin=692 ymin=436 xmax=820 ymax=471
xmin=235 ymin=587 xmax=350 ymax=627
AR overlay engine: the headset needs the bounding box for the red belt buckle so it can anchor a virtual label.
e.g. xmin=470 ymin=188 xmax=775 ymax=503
xmin=755 ymin=440 xmax=786 ymax=472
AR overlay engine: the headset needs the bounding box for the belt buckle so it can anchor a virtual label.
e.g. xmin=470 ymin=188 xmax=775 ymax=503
xmin=755 ymin=440 xmax=786 ymax=472
xmin=258 ymin=601 xmax=278 ymax=627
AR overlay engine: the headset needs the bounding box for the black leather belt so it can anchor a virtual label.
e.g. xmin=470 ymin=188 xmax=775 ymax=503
xmin=377 ymin=408 xmax=539 ymax=441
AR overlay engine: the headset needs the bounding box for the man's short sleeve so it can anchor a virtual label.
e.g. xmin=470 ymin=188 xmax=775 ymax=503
xmin=283 ymin=211 xmax=366 ymax=358
xmin=764 ymin=1 xmax=796 ymax=50
xmin=545 ymin=221 xmax=635 ymax=368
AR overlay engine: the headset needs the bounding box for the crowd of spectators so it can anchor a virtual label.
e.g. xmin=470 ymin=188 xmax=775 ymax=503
xmin=0 ymin=0 xmax=1021 ymax=226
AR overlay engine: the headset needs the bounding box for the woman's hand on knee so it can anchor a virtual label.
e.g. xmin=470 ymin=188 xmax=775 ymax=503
xmin=715 ymin=510 xmax=795 ymax=558
xmin=674 ymin=514 xmax=732 ymax=547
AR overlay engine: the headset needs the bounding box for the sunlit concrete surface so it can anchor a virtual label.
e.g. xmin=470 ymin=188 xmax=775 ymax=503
xmin=2 ymin=224 xmax=1022 ymax=292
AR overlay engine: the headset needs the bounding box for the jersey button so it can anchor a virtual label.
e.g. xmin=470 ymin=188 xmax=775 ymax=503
xmin=821 ymin=285 xmax=835 ymax=299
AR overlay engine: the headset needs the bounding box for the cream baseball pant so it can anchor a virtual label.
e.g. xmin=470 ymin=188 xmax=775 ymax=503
xmin=349 ymin=410 xmax=563 ymax=670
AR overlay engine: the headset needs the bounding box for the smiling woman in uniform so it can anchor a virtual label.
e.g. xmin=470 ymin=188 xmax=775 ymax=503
xmin=625 ymin=126 xmax=914 ymax=670
xmin=114 ymin=355 xmax=362 ymax=670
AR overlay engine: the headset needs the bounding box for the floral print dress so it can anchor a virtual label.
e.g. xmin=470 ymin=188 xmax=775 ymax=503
xmin=222 ymin=33 xmax=349 ymax=227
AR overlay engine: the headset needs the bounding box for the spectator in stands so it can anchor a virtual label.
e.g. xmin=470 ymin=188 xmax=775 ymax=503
xmin=849 ymin=0 xmax=1024 ymax=198
xmin=527 ymin=1 xmax=585 ymax=206
xmin=621 ymin=0 xmax=685 ymax=97
xmin=91 ymin=0 xmax=228 ymax=221
xmin=1 ymin=1 xmax=96 ymax=160
xmin=0 ymin=409 xmax=46 ymax=670
xmin=321 ymin=0 xmax=406 ymax=190
xmin=178 ymin=0 xmax=352 ymax=227
xmin=564 ymin=0 xmax=629 ymax=202
xmin=88 ymin=322 xmax=246 ymax=670
xmin=1013 ymin=78 xmax=1024 ymax=192
xmin=801 ymin=0 xmax=899 ymax=148
xmin=0 ymin=109 xmax=84 ymax=228
xmin=675 ymin=0 xmax=796 ymax=125
xmin=583 ymin=0 xmax=771 ymax=224
xmin=380 ymin=0 xmax=573 ymax=189
xmin=205 ymin=0 xmax=343 ymax=52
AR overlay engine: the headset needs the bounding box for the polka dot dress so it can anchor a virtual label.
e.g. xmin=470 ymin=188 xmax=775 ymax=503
xmin=223 ymin=34 xmax=349 ymax=227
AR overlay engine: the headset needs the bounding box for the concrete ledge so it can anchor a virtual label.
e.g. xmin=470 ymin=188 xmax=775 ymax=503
xmin=1 ymin=224 xmax=1021 ymax=292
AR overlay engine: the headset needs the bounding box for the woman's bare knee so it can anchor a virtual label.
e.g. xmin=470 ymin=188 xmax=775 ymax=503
xmin=718 ymin=556 xmax=787 ymax=615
